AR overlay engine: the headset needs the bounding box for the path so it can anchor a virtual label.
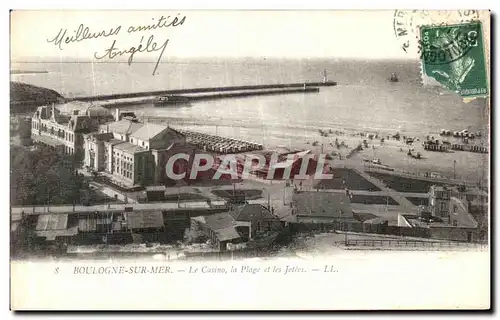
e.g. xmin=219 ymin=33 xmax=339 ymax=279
xmin=350 ymin=167 xmax=416 ymax=210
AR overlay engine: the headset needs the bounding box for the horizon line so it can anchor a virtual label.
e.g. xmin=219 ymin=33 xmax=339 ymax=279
xmin=11 ymin=56 xmax=416 ymax=64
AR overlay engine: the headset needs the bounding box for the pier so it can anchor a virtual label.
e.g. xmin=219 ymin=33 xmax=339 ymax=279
xmin=70 ymin=81 xmax=337 ymax=102
xmin=181 ymin=87 xmax=319 ymax=102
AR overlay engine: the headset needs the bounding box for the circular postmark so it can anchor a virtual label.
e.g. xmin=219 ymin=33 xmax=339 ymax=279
xmin=419 ymin=24 xmax=481 ymax=65
xmin=393 ymin=10 xmax=480 ymax=54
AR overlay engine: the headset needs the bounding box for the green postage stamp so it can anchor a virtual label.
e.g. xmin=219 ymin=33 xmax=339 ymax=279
xmin=419 ymin=21 xmax=488 ymax=98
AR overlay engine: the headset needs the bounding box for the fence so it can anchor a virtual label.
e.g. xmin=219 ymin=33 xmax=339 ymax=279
xmin=288 ymin=221 xmax=430 ymax=238
xmin=183 ymin=248 xmax=266 ymax=261
xmin=342 ymin=239 xmax=488 ymax=251
xmin=286 ymin=219 xmax=486 ymax=244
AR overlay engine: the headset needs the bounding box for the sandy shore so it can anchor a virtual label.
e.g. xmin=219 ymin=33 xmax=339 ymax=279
xmin=154 ymin=116 xmax=488 ymax=186
xmin=290 ymin=131 xmax=488 ymax=185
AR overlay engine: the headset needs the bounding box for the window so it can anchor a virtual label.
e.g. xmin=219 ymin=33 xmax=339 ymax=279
xmin=440 ymin=202 xmax=447 ymax=211
xmin=142 ymin=141 xmax=144 ymax=146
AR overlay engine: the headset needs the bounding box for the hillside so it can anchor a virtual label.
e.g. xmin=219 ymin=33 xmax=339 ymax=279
xmin=10 ymin=81 xmax=64 ymax=108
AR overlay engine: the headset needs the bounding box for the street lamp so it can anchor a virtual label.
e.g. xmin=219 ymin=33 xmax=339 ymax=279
xmin=453 ymin=160 xmax=457 ymax=180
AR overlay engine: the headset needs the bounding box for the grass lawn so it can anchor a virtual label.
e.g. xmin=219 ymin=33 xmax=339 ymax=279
xmin=353 ymin=212 xmax=378 ymax=222
xmin=367 ymin=172 xmax=450 ymax=193
xmin=315 ymin=168 xmax=381 ymax=191
xmin=405 ymin=197 xmax=429 ymax=206
xmin=212 ymin=189 xmax=263 ymax=200
xmin=86 ymin=190 xmax=124 ymax=205
xmin=350 ymin=195 xmax=399 ymax=205
xmin=164 ymin=193 xmax=208 ymax=201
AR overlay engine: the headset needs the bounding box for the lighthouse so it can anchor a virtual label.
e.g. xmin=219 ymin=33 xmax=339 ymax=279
xmin=323 ymin=69 xmax=328 ymax=83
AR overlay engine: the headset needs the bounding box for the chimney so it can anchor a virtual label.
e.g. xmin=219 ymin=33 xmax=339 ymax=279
xmin=115 ymin=109 xmax=120 ymax=122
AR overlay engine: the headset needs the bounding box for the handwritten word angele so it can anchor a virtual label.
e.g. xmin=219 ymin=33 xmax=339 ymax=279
xmin=46 ymin=14 xmax=187 ymax=75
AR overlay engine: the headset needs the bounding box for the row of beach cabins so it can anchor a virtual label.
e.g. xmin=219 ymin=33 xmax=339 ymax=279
xmin=423 ymin=140 xmax=488 ymax=153
xmin=177 ymin=129 xmax=264 ymax=154
xmin=440 ymin=129 xmax=482 ymax=139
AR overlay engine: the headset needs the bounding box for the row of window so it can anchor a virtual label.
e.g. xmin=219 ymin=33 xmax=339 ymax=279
xmin=33 ymin=121 xmax=75 ymax=142
xmin=65 ymin=146 xmax=75 ymax=155
xmin=113 ymin=152 xmax=133 ymax=162
xmin=113 ymin=165 xmax=133 ymax=180
xmin=115 ymin=158 xmax=133 ymax=171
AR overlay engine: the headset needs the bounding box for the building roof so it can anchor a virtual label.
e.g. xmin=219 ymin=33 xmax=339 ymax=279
xmin=193 ymin=212 xmax=242 ymax=242
xmin=215 ymin=226 xmax=242 ymax=242
xmin=126 ymin=211 xmax=164 ymax=229
xmin=363 ymin=217 xmax=388 ymax=225
xmin=229 ymin=204 xmax=277 ymax=221
xmin=32 ymin=135 xmax=65 ymax=147
xmin=146 ymin=185 xmax=166 ymax=192
xmin=130 ymin=123 xmax=168 ymax=141
xmin=293 ymin=191 xmax=354 ymax=218
xmin=78 ymin=217 xmax=98 ymax=232
xmin=87 ymin=132 xmax=114 ymax=142
xmin=78 ymin=215 xmax=114 ymax=232
xmin=114 ymin=141 xmax=148 ymax=154
xmin=36 ymin=226 xmax=79 ymax=241
xmin=101 ymin=119 xmax=144 ymax=136
xmin=105 ymin=139 xmax=125 ymax=146
xmin=68 ymin=115 xmax=92 ymax=131
xmin=401 ymin=214 xmax=448 ymax=228
xmin=198 ymin=212 xmax=236 ymax=231
xmin=86 ymin=106 xmax=113 ymax=118
xmin=36 ymin=214 xmax=69 ymax=231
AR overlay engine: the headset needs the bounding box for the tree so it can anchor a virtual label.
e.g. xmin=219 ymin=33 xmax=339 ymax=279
xmin=10 ymin=146 xmax=83 ymax=205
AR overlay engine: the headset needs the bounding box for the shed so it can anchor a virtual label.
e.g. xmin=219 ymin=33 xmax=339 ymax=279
xmin=125 ymin=211 xmax=165 ymax=230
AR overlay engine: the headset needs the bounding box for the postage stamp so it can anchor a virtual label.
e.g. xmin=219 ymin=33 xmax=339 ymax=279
xmin=418 ymin=22 xmax=488 ymax=98
xmin=393 ymin=10 xmax=480 ymax=55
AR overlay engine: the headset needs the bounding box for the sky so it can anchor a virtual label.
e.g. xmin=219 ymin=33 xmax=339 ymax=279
xmin=11 ymin=10 xmax=417 ymax=61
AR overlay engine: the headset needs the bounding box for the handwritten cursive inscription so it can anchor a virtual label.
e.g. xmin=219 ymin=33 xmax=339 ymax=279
xmin=47 ymin=24 xmax=121 ymax=50
xmin=127 ymin=14 xmax=186 ymax=33
xmin=94 ymin=35 xmax=169 ymax=76
xmin=46 ymin=14 xmax=187 ymax=75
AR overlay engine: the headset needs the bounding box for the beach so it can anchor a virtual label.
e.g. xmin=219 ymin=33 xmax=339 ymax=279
xmin=10 ymin=59 xmax=489 ymax=185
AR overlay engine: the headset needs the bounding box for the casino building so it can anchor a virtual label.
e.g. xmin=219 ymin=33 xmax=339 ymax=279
xmin=83 ymin=110 xmax=196 ymax=188
xmin=30 ymin=102 xmax=114 ymax=164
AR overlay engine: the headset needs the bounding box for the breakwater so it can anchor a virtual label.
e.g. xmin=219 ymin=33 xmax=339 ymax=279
xmin=95 ymin=87 xmax=321 ymax=108
xmin=185 ymin=87 xmax=319 ymax=102
xmin=71 ymin=81 xmax=337 ymax=102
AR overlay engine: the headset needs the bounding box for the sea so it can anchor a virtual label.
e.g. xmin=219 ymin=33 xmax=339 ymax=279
xmin=10 ymin=58 xmax=489 ymax=149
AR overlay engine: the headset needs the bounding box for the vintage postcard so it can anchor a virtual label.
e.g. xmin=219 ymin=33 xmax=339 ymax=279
xmin=9 ymin=10 xmax=491 ymax=310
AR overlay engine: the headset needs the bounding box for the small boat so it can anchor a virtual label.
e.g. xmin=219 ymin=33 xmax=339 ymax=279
xmin=389 ymin=73 xmax=399 ymax=82
xmin=154 ymin=95 xmax=190 ymax=106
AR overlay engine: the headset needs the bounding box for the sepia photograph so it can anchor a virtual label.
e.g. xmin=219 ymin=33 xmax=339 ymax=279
xmin=9 ymin=9 xmax=491 ymax=310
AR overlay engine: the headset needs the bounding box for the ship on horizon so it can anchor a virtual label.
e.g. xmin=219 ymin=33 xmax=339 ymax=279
xmin=389 ymin=73 xmax=399 ymax=83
